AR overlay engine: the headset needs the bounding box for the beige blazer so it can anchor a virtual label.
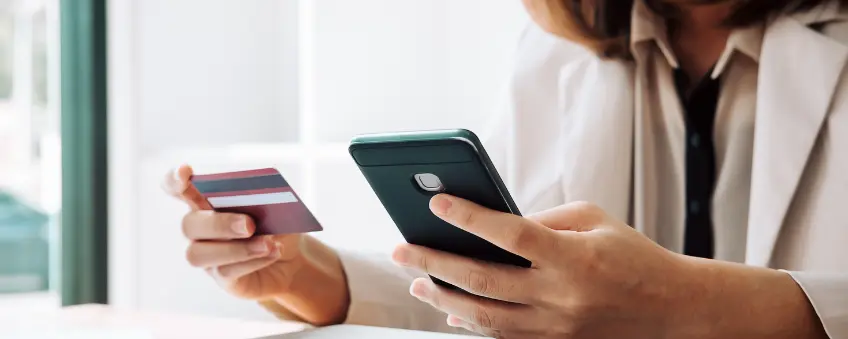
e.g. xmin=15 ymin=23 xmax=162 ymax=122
xmin=335 ymin=4 xmax=848 ymax=337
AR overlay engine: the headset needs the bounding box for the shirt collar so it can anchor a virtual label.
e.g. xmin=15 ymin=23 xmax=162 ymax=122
xmin=629 ymin=0 xmax=764 ymax=79
xmin=710 ymin=23 xmax=763 ymax=79
xmin=631 ymin=0 xmax=679 ymax=69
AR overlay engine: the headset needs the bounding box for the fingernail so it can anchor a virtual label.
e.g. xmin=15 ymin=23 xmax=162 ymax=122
xmin=430 ymin=196 xmax=452 ymax=216
xmin=231 ymin=220 xmax=249 ymax=236
xmin=410 ymin=280 xmax=430 ymax=300
xmin=173 ymin=167 xmax=183 ymax=183
xmin=249 ymin=239 xmax=270 ymax=255
xmin=392 ymin=246 xmax=410 ymax=266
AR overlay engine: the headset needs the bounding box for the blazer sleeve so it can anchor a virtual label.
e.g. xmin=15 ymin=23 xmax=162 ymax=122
xmin=786 ymin=271 xmax=848 ymax=339
xmin=338 ymin=249 xmax=477 ymax=335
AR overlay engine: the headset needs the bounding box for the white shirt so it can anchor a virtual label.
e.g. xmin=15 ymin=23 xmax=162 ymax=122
xmin=630 ymin=0 xmax=763 ymax=261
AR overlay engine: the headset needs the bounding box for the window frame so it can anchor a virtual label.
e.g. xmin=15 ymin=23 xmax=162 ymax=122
xmin=59 ymin=0 xmax=108 ymax=306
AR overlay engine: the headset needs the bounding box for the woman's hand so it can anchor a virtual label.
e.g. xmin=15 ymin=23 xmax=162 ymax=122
xmin=391 ymin=195 xmax=687 ymax=338
xmin=392 ymin=195 xmax=827 ymax=339
xmin=163 ymin=165 xmax=350 ymax=326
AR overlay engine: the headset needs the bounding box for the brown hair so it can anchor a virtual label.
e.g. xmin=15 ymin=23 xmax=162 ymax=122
xmin=523 ymin=0 xmax=847 ymax=59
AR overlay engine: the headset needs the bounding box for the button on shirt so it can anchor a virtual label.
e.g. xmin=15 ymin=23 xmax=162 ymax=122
xmin=630 ymin=0 xmax=762 ymax=262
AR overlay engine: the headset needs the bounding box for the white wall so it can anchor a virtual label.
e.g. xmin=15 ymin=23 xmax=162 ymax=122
xmin=109 ymin=0 xmax=528 ymax=320
xmin=311 ymin=0 xmax=526 ymax=141
xmin=135 ymin=0 xmax=299 ymax=154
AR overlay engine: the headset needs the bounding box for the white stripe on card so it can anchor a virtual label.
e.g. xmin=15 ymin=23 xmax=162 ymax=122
xmin=208 ymin=192 xmax=298 ymax=208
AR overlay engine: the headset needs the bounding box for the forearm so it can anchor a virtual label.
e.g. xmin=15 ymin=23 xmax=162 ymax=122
xmin=272 ymin=236 xmax=350 ymax=326
xmin=670 ymin=256 xmax=827 ymax=339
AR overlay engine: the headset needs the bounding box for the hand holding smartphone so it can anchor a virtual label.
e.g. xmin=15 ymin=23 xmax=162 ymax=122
xmin=349 ymin=129 xmax=531 ymax=290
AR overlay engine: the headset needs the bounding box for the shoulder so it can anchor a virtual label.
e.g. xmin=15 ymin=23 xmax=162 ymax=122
xmin=787 ymin=2 xmax=848 ymax=44
xmin=515 ymin=23 xmax=592 ymax=61
xmin=512 ymin=23 xmax=594 ymax=81
xmin=820 ymin=17 xmax=848 ymax=44
xmin=511 ymin=23 xmax=633 ymax=93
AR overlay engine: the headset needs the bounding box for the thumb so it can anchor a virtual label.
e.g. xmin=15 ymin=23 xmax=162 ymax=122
xmin=162 ymin=164 xmax=212 ymax=210
xmin=527 ymin=201 xmax=607 ymax=232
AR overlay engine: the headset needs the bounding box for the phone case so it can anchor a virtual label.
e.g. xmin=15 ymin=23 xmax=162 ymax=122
xmin=349 ymin=129 xmax=531 ymax=289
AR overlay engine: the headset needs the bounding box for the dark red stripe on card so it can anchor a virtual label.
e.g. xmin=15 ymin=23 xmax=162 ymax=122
xmin=191 ymin=168 xmax=280 ymax=182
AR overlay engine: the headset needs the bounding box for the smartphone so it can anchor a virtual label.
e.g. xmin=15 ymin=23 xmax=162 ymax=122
xmin=349 ymin=129 xmax=532 ymax=289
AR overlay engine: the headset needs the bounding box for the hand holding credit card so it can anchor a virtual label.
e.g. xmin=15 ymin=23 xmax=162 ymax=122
xmin=190 ymin=168 xmax=323 ymax=235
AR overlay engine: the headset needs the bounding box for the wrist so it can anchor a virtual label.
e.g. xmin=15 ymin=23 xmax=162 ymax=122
xmin=661 ymin=255 xmax=827 ymax=339
xmin=658 ymin=254 xmax=722 ymax=339
xmin=276 ymin=236 xmax=351 ymax=326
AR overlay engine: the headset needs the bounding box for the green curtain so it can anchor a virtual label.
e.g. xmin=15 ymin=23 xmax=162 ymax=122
xmin=60 ymin=0 xmax=108 ymax=305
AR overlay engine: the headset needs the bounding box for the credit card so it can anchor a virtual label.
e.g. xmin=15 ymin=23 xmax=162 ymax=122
xmin=190 ymin=168 xmax=323 ymax=235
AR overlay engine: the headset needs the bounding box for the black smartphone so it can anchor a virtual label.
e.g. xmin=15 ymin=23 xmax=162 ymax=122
xmin=349 ymin=129 xmax=532 ymax=290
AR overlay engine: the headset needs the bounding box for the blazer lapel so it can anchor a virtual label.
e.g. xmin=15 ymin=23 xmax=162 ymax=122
xmin=746 ymin=11 xmax=848 ymax=266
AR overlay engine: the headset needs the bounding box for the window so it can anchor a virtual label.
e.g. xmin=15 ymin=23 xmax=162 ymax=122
xmin=109 ymin=0 xmax=528 ymax=319
xmin=0 ymin=0 xmax=61 ymax=312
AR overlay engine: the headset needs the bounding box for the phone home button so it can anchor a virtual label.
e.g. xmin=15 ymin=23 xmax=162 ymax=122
xmin=414 ymin=173 xmax=444 ymax=192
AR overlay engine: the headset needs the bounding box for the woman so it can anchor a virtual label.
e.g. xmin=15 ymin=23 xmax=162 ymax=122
xmin=164 ymin=0 xmax=848 ymax=337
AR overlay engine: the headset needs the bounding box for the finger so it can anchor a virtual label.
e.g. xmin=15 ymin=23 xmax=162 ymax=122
xmin=409 ymin=278 xmax=532 ymax=332
xmin=392 ymin=244 xmax=534 ymax=303
xmin=446 ymin=315 xmax=510 ymax=338
xmin=210 ymin=249 xmax=281 ymax=283
xmin=185 ymin=237 xmax=275 ymax=268
xmin=527 ymin=201 xmax=607 ymax=232
xmin=182 ymin=210 xmax=255 ymax=240
xmin=430 ymin=194 xmax=557 ymax=261
xmin=162 ymin=165 xmax=211 ymax=210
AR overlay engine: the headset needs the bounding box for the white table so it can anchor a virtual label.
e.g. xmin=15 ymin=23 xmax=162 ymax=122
xmin=1 ymin=304 xmax=308 ymax=339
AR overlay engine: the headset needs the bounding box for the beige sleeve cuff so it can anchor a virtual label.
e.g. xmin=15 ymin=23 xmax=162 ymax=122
xmin=785 ymin=270 xmax=848 ymax=339
xmin=337 ymin=249 xmax=476 ymax=335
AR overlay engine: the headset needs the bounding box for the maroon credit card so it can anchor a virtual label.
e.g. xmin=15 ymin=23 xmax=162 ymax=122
xmin=191 ymin=168 xmax=323 ymax=235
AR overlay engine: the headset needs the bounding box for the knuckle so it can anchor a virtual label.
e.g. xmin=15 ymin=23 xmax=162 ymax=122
xmin=563 ymin=293 xmax=596 ymax=318
xmin=569 ymin=201 xmax=605 ymax=222
xmin=234 ymin=242 xmax=255 ymax=259
xmin=428 ymin=291 xmax=441 ymax=309
xmin=184 ymin=244 xmax=203 ymax=267
xmin=471 ymin=306 xmax=496 ymax=328
xmin=465 ymin=270 xmax=497 ymax=296
xmin=417 ymin=252 xmax=430 ymax=273
xmin=579 ymin=241 xmax=603 ymax=271
xmin=207 ymin=267 xmax=232 ymax=284
xmin=215 ymin=266 xmax=236 ymax=281
xmin=180 ymin=213 xmax=194 ymax=238
xmin=570 ymin=200 xmax=600 ymax=213
xmin=507 ymin=225 xmax=537 ymax=252
xmin=182 ymin=211 xmax=216 ymax=239
xmin=460 ymin=209 xmax=476 ymax=228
